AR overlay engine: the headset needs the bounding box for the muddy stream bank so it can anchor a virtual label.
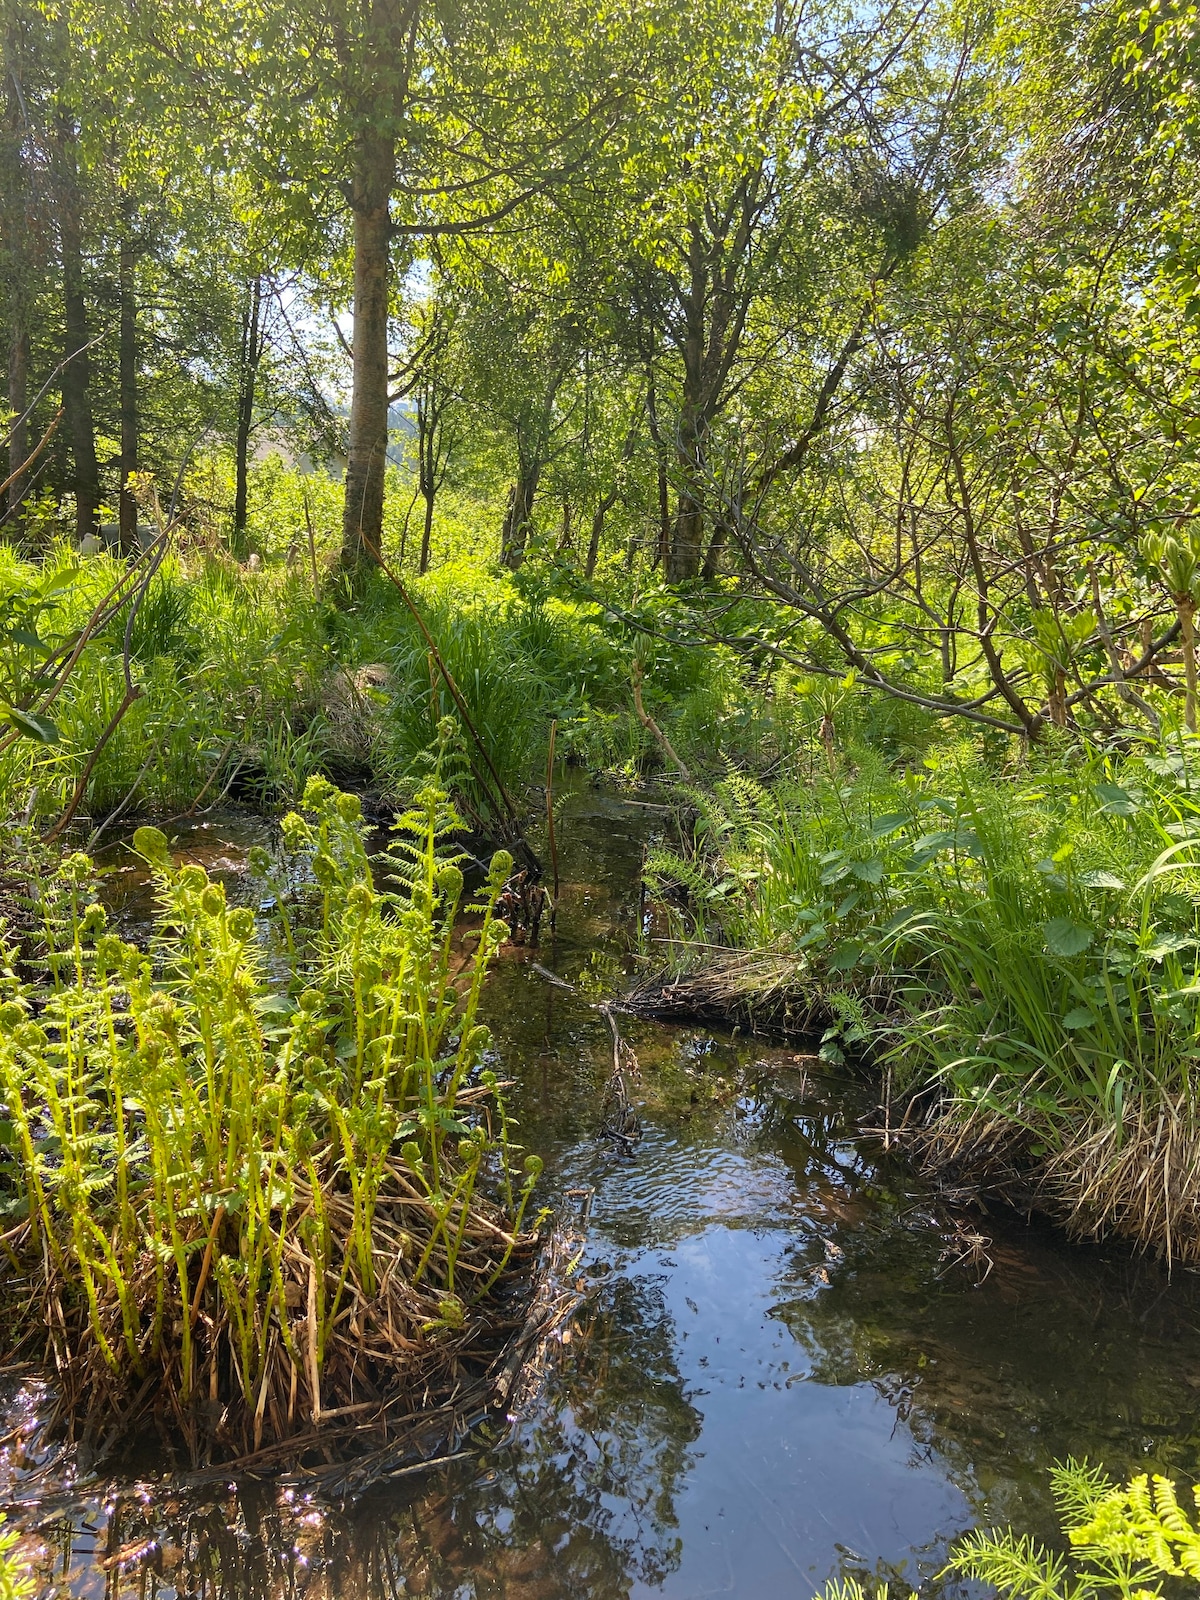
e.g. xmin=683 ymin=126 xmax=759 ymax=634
xmin=7 ymin=782 xmax=1200 ymax=1599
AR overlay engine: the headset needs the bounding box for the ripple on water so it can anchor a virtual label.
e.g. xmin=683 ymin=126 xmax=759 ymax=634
xmin=12 ymin=781 xmax=1200 ymax=1599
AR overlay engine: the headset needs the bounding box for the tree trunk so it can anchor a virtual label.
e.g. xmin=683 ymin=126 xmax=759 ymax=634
xmin=667 ymin=235 xmax=710 ymax=583
xmin=419 ymin=483 xmax=435 ymax=574
xmin=6 ymin=321 xmax=27 ymax=527
xmin=415 ymin=391 xmax=437 ymax=574
xmin=585 ymin=501 xmax=605 ymax=580
xmin=586 ymin=476 xmax=624 ymax=581
xmin=556 ymin=495 xmax=573 ymax=553
xmin=118 ymin=227 xmax=138 ymax=553
xmin=500 ymin=462 xmax=540 ymax=569
xmin=667 ymin=374 xmax=708 ymax=581
xmin=340 ymin=128 xmax=394 ymax=575
xmin=55 ymin=116 xmax=99 ymax=543
xmin=233 ymin=274 xmax=264 ymax=558
xmin=667 ymin=489 xmax=704 ymax=582
xmin=2 ymin=21 xmax=30 ymax=534
xmin=644 ymin=369 xmax=671 ymax=571
xmin=701 ymin=517 xmax=726 ymax=580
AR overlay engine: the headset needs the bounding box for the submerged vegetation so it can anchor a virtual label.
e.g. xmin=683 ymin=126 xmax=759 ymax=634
xmin=819 ymin=1461 xmax=1200 ymax=1600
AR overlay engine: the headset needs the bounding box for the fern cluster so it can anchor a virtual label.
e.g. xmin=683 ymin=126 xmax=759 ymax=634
xmin=952 ymin=1461 xmax=1200 ymax=1600
xmin=813 ymin=1462 xmax=1200 ymax=1600
xmin=0 ymin=1520 xmax=31 ymax=1600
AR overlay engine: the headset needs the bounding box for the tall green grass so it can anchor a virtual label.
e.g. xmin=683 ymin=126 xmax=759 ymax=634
xmin=374 ymin=564 xmax=625 ymax=819
xmin=369 ymin=561 xmax=771 ymax=820
xmin=0 ymin=545 xmax=334 ymax=821
xmin=647 ymin=741 xmax=1200 ymax=1262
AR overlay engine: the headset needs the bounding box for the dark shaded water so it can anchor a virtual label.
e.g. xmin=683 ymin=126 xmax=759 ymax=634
xmin=9 ymin=786 xmax=1200 ymax=1597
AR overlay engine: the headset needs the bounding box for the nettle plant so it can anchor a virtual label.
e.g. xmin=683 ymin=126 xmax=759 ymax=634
xmin=0 ymin=772 xmax=542 ymax=1460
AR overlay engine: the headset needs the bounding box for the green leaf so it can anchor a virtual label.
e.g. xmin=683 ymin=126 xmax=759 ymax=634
xmin=1094 ymin=782 xmax=1140 ymax=816
xmin=1078 ymin=869 xmax=1126 ymax=890
xmin=1144 ymin=931 xmax=1195 ymax=961
xmin=827 ymin=939 xmax=864 ymax=972
xmin=2 ymin=706 xmax=60 ymax=744
xmin=6 ymin=628 xmax=51 ymax=656
xmin=1062 ymin=1006 xmax=1096 ymax=1029
xmin=850 ymin=858 xmax=885 ymax=884
xmin=39 ymin=565 xmax=79 ymax=596
xmin=870 ymin=812 xmax=910 ymax=839
xmin=253 ymin=994 xmax=298 ymax=1015
xmin=1044 ymin=918 xmax=1094 ymax=957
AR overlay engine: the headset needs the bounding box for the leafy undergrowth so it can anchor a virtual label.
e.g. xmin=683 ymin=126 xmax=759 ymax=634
xmin=817 ymin=1460 xmax=1200 ymax=1600
xmin=645 ymin=742 xmax=1200 ymax=1264
xmin=0 ymin=775 xmax=545 ymax=1470
xmin=0 ymin=541 xmax=337 ymax=822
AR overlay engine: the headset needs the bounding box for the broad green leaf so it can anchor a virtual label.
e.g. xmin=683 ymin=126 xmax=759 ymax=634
xmin=6 ymin=628 xmax=51 ymax=656
xmin=1144 ymin=931 xmax=1196 ymax=961
xmin=1078 ymin=869 xmax=1126 ymax=890
xmin=39 ymin=566 xmax=79 ymax=596
xmin=870 ymin=812 xmax=909 ymax=838
xmin=850 ymin=858 xmax=885 ymax=884
xmin=3 ymin=706 xmax=60 ymax=744
xmin=1044 ymin=918 xmax=1094 ymax=957
xmin=1095 ymin=783 xmax=1141 ymax=816
xmin=1062 ymin=1006 xmax=1096 ymax=1029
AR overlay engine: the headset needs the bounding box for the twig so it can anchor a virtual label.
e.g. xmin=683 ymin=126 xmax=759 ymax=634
xmin=188 ymin=1205 xmax=225 ymax=1328
xmin=85 ymin=738 xmax=163 ymax=850
xmin=184 ymin=730 xmax=241 ymax=815
xmin=42 ymin=683 xmax=142 ymax=843
xmin=0 ymin=529 xmax=168 ymax=762
xmin=301 ymin=482 xmax=321 ymax=595
xmin=545 ymin=719 xmax=559 ymax=928
xmin=0 ymin=409 xmax=62 ymax=503
xmin=631 ymin=660 xmax=691 ymax=780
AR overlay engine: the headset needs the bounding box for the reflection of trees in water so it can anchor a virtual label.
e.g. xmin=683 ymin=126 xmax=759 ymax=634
xmin=23 ymin=1271 xmax=699 ymax=1600
xmin=765 ymin=1101 xmax=1200 ymax=1535
xmin=337 ymin=1273 xmax=699 ymax=1599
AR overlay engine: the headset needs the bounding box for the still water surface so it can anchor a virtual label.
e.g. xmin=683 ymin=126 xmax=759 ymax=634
xmin=10 ymin=787 xmax=1200 ymax=1597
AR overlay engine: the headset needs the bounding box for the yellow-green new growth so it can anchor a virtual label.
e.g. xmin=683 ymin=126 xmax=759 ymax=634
xmin=0 ymin=1520 xmax=31 ymax=1600
xmin=952 ymin=1460 xmax=1200 ymax=1600
xmin=811 ymin=1462 xmax=1200 ymax=1600
xmin=1143 ymin=527 xmax=1200 ymax=731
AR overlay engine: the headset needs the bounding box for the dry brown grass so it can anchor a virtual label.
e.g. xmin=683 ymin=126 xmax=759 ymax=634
xmin=625 ymin=948 xmax=822 ymax=1033
xmin=10 ymin=1140 xmax=547 ymax=1476
xmin=911 ymin=1088 xmax=1200 ymax=1269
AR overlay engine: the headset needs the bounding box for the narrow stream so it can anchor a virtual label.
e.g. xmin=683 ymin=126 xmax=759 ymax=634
xmin=9 ymin=784 xmax=1200 ymax=1598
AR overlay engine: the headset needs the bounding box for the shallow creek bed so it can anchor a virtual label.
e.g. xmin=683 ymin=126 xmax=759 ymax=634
xmin=5 ymin=781 xmax=1200 ymax=1599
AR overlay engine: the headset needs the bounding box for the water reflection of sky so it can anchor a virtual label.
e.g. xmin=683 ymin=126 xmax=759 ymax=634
xmin=12 ymin=786 xmax=1200 ymax=1598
